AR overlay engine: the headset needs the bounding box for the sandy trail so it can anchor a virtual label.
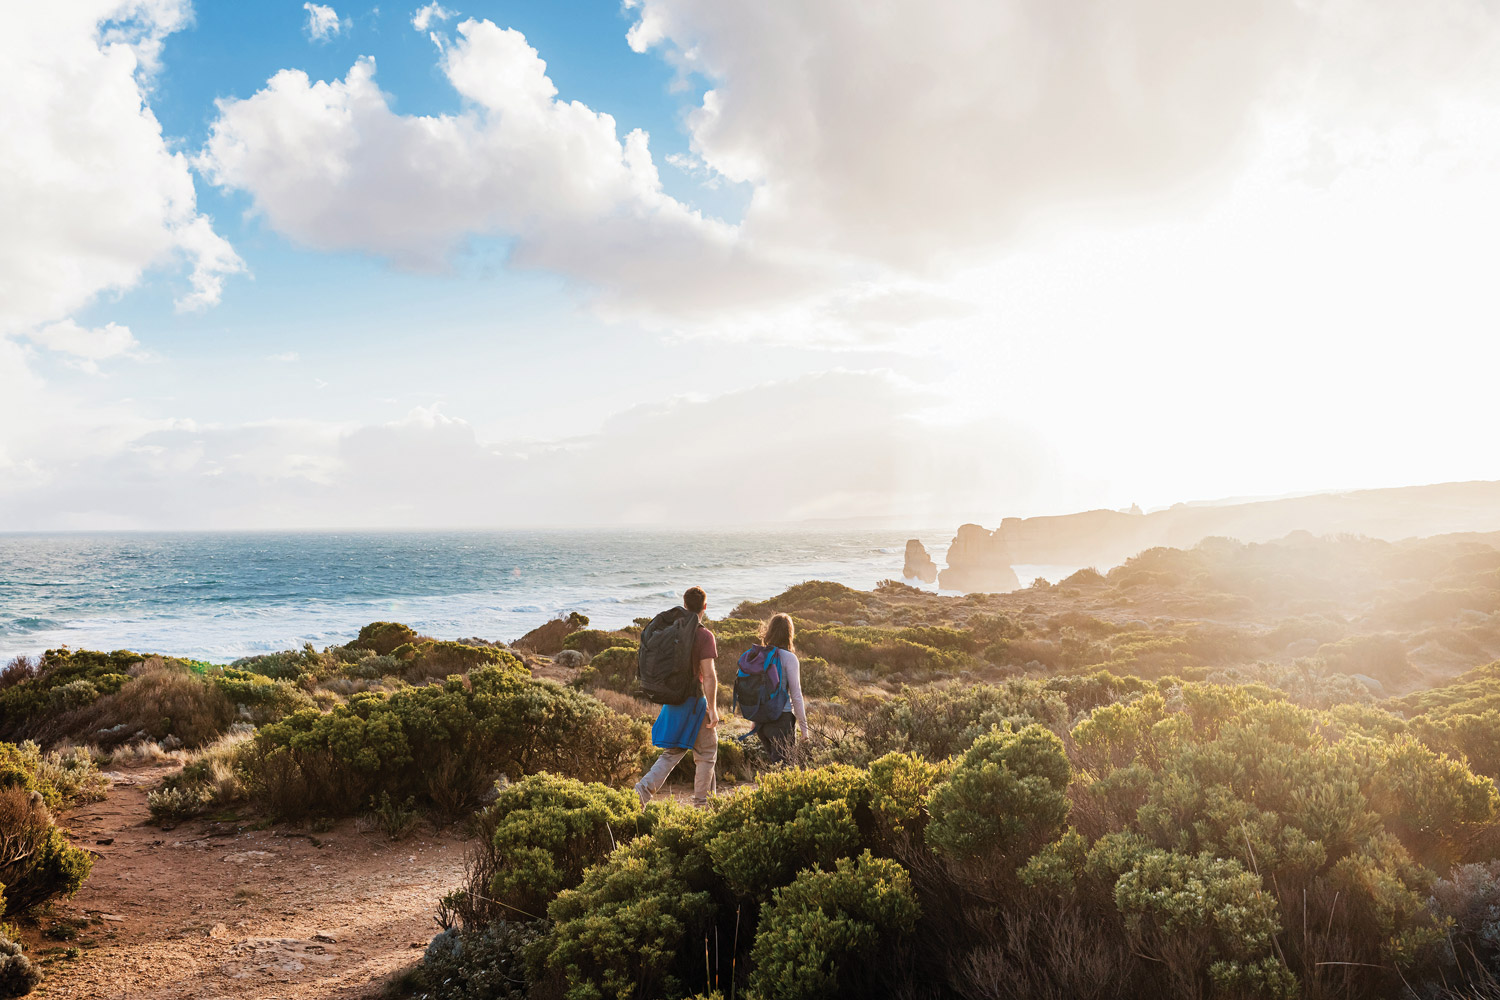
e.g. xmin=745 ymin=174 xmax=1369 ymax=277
xmin=30 ymin=764 xmax=467 ymax=1000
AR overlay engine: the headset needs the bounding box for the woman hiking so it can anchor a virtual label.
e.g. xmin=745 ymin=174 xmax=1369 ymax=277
xmin=754 ymin=613 xmax=808 ymax=765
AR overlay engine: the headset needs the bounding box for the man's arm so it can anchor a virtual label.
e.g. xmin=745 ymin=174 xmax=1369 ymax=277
xmin=700 ymin=658 xmax=719 ymax=726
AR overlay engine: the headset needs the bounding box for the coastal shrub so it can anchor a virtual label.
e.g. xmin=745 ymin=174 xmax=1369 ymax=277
xmin=541 ymin=803 xmax=715 ymax=1000
xmin=231 ymin=643 xmax=328 ymax=682
xmin=1113 ymin=850 xmax=1294 ymax=997
xmin=733 ymin=581 xmax=871 ymax=622
xmin=705 ymin=765 xmax=867 ymax=900
xmin=796 ymin=626 xmax=964 ymax=678
xmin=482 ymin=774 xmax=643 ymax=919
xmin=0 ymin=787 xmax=93 ymax=918
xmin=1317 ymin=633 xmax=1411 ymax=685
xmin=794 ymin=655 xmax=849 ymax=699
xmin=862 ymin=680 xmax=1069 ymax=761
xmin=748 ymin=852 xmax=920 ymax=1000
xmin=516 ymin=612 xmax=590 ymax=655
xmin=0 ymin=648 xmax=137 ymax=740
xmin=389 ymin=640 xmax=519 ymax=684
xmin=577 ymin=645 xmax=638 ymax=693
xmin=57 ymin=659 xmax=235 ymax=748
xmin=244 ymin=665 xmax=648 ymax=817
xmin=0 ymin=741 xmax=108 ymax=811
xmin=348 ymin=621 xmax=419 ymax=657
xmin=147 ymin=728 xmax=252 ymax=824
xmin=925 ymin=725 xmax=1071 ymax=872
xmin=0 ymin=656 xmax=38 ymax=691
xmin=420 ymin=920 xmax=540 ymax=1000
xmin=561 ymin=630 xmax=636 ymax=656
xmin=211 ymin=668 xmax=314 ymax=723
xmin=0 ymin=933 xmax=40 ymax=998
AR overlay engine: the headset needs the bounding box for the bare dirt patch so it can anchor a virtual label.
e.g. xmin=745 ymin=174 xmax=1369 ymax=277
xmin=25 ymin=763 xmax=466 ymax=1000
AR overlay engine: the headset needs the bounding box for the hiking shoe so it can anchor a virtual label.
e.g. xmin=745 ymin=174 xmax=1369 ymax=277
xmin=634 ymin=779 xmax=651 ymax=809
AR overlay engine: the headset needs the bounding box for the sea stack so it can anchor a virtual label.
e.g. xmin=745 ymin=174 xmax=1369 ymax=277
xmin=903 ymin=539 xmax=938 ymax=584
xmin=937 ymin=523 xmax=1020 ymax=593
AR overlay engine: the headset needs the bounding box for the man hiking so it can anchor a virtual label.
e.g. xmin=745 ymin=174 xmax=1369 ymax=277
xmin=635 ymin=586 xmax=718 ymax=808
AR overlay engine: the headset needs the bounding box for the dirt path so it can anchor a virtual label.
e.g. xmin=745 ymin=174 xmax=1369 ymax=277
xmin=28 ymin=764 xmax=468 ymax=1000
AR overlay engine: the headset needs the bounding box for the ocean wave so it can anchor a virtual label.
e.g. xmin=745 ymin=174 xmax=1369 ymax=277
xmin=3 ymin=616 xmax=61 ymax=634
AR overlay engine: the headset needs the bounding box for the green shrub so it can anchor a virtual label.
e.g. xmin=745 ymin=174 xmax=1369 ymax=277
xmin=925 ymin=725 xmax=1070 ymax=868
xmin=0 ymin=787 xmax=92 ymax=919
xmin=863 ymin=681 xmax=1067 ymax=761
xmin=0 ymin=648 xmax=136 ymax=740
xmin=0 ymin=742 xmax=107 ymax=812
xmin=562 ymin=631 xmax=636 ymax=656
xmin=211 ymin=669 xmax=314 ymax=723
xmin=349 ymin=621 xmax=419 ymax=656
xmin=581 ymin=646 xmax=639 ymax=692
xmin=705 ymin=765 xmax=867 ymax=900
xmin=543 ymin=804 xmax=716 ymax=1000
xmin=748 ymin=851 xmax=919 ymax=1000
xmin=231 ymin=643 xmax=327 ymax=682
xmin=797 ymin=625 xmax=964 ymax=678
xmin=481 ymin=775 xmax=643 ymax=919
xmin=244 ymin=665 xmax=648 ymax=817
xmin=420 ymin=921 xmax=539 ymax=1000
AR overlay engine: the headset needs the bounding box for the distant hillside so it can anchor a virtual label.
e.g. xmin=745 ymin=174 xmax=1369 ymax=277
xmin=939 ymin=479 xmax=1500 ymax=589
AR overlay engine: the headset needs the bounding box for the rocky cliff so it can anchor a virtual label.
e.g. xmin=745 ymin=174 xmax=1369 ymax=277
xmin=936 ymin=524 xmax=1020 ymax=593
xmin=903 ymin=539 xmax=938 ymax=584
xmin=948 ymin=479 xmax=1500 ymax=584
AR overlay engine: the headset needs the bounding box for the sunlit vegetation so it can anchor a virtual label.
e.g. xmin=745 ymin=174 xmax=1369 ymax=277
xmin=6 ymin=529 xmax=1500 ymax=996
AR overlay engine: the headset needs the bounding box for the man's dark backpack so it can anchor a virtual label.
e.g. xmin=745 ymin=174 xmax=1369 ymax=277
xmin=638 ymin=607 xmax=702 ymax=705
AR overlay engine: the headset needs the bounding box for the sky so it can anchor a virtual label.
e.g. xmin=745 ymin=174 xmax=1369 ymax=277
xmin=2 ymin=0 xmax=1499 ymax=530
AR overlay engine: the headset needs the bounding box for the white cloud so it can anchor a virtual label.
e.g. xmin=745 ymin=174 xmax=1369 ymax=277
xmin=623 ymin=0 xmax=1500 ymax=273
xmin=26 ymin=320 xmax=139 ymax=368
xmin=410 ymin=3 xmax=455 ymax=32
xmin=302 ymin=2 xmax=346 ymax=42
xmin=0 ymin=0 xmax=242 ymax=338
xmin=267 ymin=351 xmax=301 ymax=363
xmin=0 ymin=372 xmax=1048 ymax=529
xmin=198 ymin=18 xmax=809 ymax=321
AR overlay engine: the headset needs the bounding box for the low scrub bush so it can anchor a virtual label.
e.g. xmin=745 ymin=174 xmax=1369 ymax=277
xmin=231 ymin=643 xmax=328 ymax=682
xmin=0 ymin=649 xmax=137 ymax=740
xmin=348 ymin=621 xmax=419 ymax=656
xmin=147 ymin=727 xmax=252 ymax=824
xmin=577 ymin=645 xmax=638 ymax=693
xmin=0 ymin=742 xmax=108 ymax=811
xmin=211 ymin=668 xmax=314 ymax=723
xmin=420 ymin=920 xmax=539 ymax=1000
xmin=748 ymin=851 xmax=920 ymax=1000
xmin=561 ymin=630 xmax=636 ymax=656
xmin=480 ymin=774 xmax=643 ymax=920
xmin=0 ymin=787 xmax=92 ymax=919
xmin=541 ymin=804 xmax=716 ymax=1000
xmin=0 ymin=933 xmax=40 ymax=998
xmin=244 ymin=665 xmax=649 ymax=818
xmin=925 ymin=725 xmax=1071 ymax=873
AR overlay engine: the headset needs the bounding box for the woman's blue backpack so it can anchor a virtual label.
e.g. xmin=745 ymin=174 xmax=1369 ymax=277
xmin=733 ymin=644 xmax=791 ymax=726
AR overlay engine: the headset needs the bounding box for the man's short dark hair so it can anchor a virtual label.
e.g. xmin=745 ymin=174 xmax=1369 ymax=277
xmin=684 ymin=586 xmax=706 ymax=614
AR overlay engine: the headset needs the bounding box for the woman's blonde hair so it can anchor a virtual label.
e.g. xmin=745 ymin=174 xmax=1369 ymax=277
xmin=762 ymin=613 xmax=795 ymax=651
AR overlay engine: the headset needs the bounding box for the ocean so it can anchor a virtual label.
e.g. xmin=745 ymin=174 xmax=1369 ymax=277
xmin=0 ymin=529 xmax=964 ymax=663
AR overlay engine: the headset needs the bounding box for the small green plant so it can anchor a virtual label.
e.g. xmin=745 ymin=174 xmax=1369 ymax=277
xmin=370 ymin=792 xmax=421 ymax=839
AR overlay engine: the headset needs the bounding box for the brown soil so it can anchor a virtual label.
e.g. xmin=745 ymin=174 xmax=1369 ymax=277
xmin=25 ymin=764 xmax=467 ymax=1000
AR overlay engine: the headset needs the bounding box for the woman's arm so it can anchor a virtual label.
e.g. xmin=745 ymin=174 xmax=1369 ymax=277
xmin=784 ymin=651 xmax=809 ymax=738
